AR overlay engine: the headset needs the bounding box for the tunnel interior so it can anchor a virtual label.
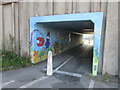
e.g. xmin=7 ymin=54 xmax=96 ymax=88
xmin=38 ymin=20 xmax=94 ymax=74
xmin=31 ymin=20 xmax=94 ymax=74
xmin=30 ymin=12 xmax=103 ymax=76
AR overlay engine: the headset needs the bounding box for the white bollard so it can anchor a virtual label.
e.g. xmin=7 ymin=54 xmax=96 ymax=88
xmin=47 ymin=51 xmax=53 ymax=76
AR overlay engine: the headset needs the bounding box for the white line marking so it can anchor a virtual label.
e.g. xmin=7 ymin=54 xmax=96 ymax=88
xmin=42 ymin=46 xmax=86 ymax=75
xmin=43 ymin=69 xmax=82 ymax=78
xmin=0 ymin=80 xmax=15 ymax=88
xmin=19 ymin=76 xmax=48 ymax=88
xmin=54 ymin=56 xmax=74 ymax=71
xmin=88 ymin=79 xmax=94 ymax=88
xmin=54 ymin=70 xmax=82 ymax=77
xmin=54 ymin=46 xmax=86 ymax=71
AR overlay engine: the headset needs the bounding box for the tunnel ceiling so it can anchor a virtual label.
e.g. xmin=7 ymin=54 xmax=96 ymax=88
xmin=37 ymin=20 xmax=94 ymax=33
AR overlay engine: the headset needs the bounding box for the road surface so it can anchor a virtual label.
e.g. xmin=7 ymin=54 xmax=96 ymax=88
xmin=1 ymin=45 xmax=119 ymax=88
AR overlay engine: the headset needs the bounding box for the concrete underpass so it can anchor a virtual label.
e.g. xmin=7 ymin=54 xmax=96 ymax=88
xmin=29 ymin=12 xmax=106 ymax=77
xmin=33 ymin=20 xmax=94 ymax=75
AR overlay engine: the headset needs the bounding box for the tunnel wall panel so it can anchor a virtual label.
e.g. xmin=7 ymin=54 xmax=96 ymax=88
xmin=30 ymin=24 xmax=82 ymax=63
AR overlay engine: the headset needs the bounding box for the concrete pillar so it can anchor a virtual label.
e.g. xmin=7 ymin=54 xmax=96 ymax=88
xmin=98 ymin=1 xmax=108 ymax=74
xmin=103 ymin=2 xmax=118 ymax=75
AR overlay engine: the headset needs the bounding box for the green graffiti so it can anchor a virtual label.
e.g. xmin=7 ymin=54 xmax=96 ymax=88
xmin=47 ymin=47 xmax=53 ymax=52
xmin=38 ymin=51 xmax=44 ymax=60
xmin=92 ymin=49 xmax=98 ymax=76
xmin=94 ymin=51 xmax=98 ymax=63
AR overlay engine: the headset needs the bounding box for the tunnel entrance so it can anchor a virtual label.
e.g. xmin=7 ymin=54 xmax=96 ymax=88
xmin=30 ymin=12 xmax=103 ymax=76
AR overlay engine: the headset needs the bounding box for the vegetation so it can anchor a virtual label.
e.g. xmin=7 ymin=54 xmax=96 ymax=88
xmin=101 ymin=73 xmax=109 ymax=82
xmin=0 ymin=50 xmax=33 ymax=71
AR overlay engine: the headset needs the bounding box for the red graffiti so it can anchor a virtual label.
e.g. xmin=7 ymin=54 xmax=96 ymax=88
xmin=37 ymin=37 xmax=44 ymax=46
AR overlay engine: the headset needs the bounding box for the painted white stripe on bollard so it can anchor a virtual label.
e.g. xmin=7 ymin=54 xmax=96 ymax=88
xmin=47 ymin=51 xmax=53 ymax=76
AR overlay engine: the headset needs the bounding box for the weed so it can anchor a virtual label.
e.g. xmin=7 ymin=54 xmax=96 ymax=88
xmin=101 ymin=73 xmax=109 ymax=82
xmin=1 ymin=50 xmax=33 ymax=70
xmin=0 ymin=33 xmax=32 ymax=71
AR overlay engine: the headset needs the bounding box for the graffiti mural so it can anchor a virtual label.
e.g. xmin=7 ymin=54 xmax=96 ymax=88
xmin=37 ymin=37 xmax=44 ymax=47
xmin=45 ymin=32 xmax=50 ymax=49
xmin=30 ymin=25 xmax=81 ymax=63
xmin=53 ymin=41 xmax=59 ymax=53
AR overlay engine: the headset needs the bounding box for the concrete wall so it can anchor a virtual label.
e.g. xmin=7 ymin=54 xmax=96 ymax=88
xmin=118 ymin=2 xmax=120 ymax=77
xmin=103 ymin=2 xmax=118 ymax=75
xmin=30 ymin=24 xmax=83 ymax=63
xmin=0 ymin=1 xmax=119 ymax=75
xmin=0 ymin=5 xmax=3 ymax=50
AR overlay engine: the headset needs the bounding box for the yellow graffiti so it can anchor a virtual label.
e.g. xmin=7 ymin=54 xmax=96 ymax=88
xmin=31 ymin=51 xmax=50 ymax=63
xmin=31 ymin=51 xmax=40 ymax=63
xmin=41 ymin=54 xmax=48 ymax=60
xmin=34 ymin=57 xmax=39 ymax=63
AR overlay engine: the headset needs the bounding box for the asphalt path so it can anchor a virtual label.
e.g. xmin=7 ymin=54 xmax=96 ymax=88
xmin=1 ymin=44 xmax=118 ymax=88
xmin=58 ymin=45 xmax=93 ymax=74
